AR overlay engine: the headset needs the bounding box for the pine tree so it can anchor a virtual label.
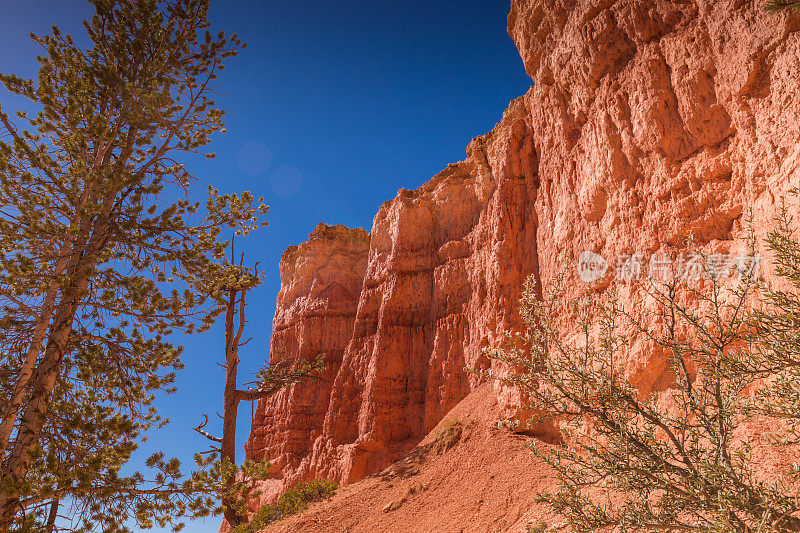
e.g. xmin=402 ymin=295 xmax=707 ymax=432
xmin=0 ymin=0 xmax=268 ymax=530
xmin=192 ymin=250 xmax=324 ymax=527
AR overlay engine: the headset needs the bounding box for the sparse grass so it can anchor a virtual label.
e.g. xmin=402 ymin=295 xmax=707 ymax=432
xmin=431 ymin=417 xmax=462 ymax=455
xmin=231 ymin=479 xmax=337 ymax=532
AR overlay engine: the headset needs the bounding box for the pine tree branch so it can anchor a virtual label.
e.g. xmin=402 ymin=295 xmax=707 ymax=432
xmin=193 ymin=414 xmax=222 ymax=443
xmin=0 ymin=104 xmax=59 ymax=183
xmin=18 ymin=484 xmax=216 ymax=509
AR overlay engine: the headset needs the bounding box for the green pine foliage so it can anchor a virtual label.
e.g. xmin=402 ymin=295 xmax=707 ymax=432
xmin=0 ymin=0 xmax=270 ymax=530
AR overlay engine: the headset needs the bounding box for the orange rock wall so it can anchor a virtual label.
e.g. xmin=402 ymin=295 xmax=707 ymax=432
xmin=247 ymin=0 xmax=800 ymax=496
xmin=247 ymin=96 xmax=540 ymax=493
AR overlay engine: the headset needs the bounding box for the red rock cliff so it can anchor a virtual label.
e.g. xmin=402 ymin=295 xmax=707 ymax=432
xmin=246 ymin=95 xmax=540 ymax=496
xmin=246 ymin=224 xmax=369 ymax=482
xmin=247 ymin=0 xmax=800 ymax=498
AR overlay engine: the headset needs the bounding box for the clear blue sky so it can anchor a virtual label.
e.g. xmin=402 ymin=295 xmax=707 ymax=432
xmin=0 ymin=0 xmax=530 ymax=530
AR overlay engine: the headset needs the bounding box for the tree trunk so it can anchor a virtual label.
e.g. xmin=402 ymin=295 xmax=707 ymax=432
xmin=0 ymin=189 xmax=92 ymax=457
xmin=0 ymin=281 xmax=85 ymax=530
xmin=0 ymin=182 xmax=112 ymax=529
xmin=221 ymin=288 xmax=243 ymax=528
xmin=0 ymin=284 xmax=59 ymax=456
xmin=45 ymin=496 xmax=60 ymax=533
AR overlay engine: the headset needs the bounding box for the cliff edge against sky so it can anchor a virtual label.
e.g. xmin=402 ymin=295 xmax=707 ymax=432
xmin=245 ymin=0 xmax=800 ymax=527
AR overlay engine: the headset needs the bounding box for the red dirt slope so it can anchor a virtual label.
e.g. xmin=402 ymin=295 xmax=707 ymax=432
xmin=260 ymin=383 xmax=558 ymax=533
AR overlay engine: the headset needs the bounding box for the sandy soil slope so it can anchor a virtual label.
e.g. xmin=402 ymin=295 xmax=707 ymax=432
xmin=261 ymin=383 xmax=559 ymax=533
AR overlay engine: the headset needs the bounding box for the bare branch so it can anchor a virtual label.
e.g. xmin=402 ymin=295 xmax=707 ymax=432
xmin=192 ymin=414 xmax=221 ymax=444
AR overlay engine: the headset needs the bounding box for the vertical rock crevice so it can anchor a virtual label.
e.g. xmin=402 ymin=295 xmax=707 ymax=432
xmin=246 ymin=96 xmax=542 ymax=497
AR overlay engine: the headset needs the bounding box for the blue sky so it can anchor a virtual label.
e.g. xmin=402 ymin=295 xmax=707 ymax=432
xmin=0 ymin=0 xmax=530 ymax=530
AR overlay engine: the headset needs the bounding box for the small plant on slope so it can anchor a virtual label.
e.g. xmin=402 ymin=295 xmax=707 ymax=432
xmin=229 ymin=479 xmax=337 ymax=533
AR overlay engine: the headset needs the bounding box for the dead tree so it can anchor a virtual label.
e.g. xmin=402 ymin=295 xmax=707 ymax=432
xmin=194 ymin=252 xmax=324 ymax=527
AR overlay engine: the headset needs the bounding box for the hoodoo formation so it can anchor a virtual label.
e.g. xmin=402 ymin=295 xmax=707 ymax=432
xmin=246 ymin=0 xmax=800 ymax=528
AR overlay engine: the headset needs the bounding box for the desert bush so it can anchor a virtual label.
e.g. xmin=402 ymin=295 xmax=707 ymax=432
xmin=230 ymin=479 xmax=337 ymax=532
xmin=493 ymin=211 xmax=800 ymax=531
xmin=431 ymin=418 xmax=463 ymax=455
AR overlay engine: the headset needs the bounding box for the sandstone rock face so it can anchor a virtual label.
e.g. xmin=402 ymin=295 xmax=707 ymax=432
xmin=247 ymin=0 xmax=800 ymax=498
xmin=247 ymin=99 xmax=541 ymax=496
xmin=507 ymin=0 xmax=800 ymax=391
xmin=246 ymin=224 xmax=369 ymax=483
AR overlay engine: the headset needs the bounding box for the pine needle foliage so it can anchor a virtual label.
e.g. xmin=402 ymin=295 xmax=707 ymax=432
xmin=0 ymin=0 xmax=268 ymax=530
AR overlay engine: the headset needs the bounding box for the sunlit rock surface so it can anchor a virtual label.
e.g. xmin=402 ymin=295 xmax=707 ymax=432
xmin=245 ymin=0 xmax=800 ymax=509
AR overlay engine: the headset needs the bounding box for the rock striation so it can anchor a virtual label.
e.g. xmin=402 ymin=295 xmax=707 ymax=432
xmin=246 ymin=0 xmax=800 ymax=502
xmin=245 ymin=224 xmax=370 ymax=482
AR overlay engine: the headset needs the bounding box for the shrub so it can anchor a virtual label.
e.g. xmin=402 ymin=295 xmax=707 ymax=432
xmin=528 ymin=522 xmax=551 ymax=533
xmin=493 ymin=214 xmax=800 ymax=531
xmin=230 ymin=479 xmax=337 ymax=532
xmin=431 ymin=417 xmax=462 ymax=455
